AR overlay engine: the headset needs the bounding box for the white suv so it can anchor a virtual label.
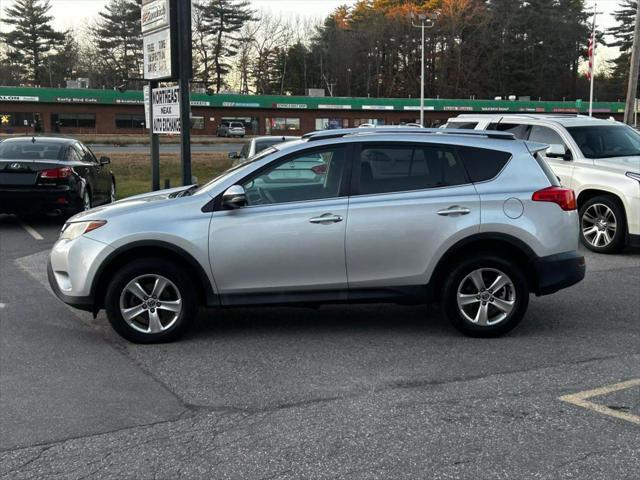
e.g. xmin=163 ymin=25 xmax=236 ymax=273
xmin=445 ymin=114 xmax=640 ymax=253
xmin=48 ymin=128 xmax=585 ymax=343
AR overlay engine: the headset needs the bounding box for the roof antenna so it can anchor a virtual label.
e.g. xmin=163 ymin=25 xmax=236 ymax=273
xmin=31 ymin=136 xmax=36 ymax=143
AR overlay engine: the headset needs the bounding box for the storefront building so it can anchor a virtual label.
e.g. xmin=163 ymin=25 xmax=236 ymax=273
xmin=0 ymin=86 xmax=626 ymax=136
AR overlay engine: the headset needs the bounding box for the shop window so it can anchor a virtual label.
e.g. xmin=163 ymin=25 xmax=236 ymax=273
xmin=58 ymin=113 xmax=96 ymax=128
xmin=115 ymin=114 xmax=146 ymax=129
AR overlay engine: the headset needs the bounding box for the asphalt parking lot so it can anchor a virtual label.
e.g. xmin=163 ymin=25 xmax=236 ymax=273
xmin=1 ymin=214 xmax=639 ymax=479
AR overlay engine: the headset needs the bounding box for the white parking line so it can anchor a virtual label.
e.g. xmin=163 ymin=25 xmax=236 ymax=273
xmin=560 ymin=379 xmax=640 ymax=426
xmin=18 ymin=221 xmax=44 ymax=241
xmin=0 ymin=303 xmax=6 ymax=309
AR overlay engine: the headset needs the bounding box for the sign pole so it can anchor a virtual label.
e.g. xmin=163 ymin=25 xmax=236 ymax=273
xmin=177 ymin=0 xmax=192 ymax=185
xmin=148 ymin=81 xmax=160 ymax=191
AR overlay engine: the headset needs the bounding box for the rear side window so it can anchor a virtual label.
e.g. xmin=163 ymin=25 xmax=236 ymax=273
xmin=457 ymin=147 xmax=511 ymax=182
xmin=358 ymin=145 xmax=469 ymax=195
xmin=487 ymin=123 xmax=530 ymax=139
xmin=445 ymin=121 xmax=478 ymax=129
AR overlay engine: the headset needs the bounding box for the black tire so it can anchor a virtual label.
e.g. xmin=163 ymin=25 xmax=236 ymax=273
xmin=579 ymin=195 xmax=626 ymax=254
xmin=105 ymin=258 xmax=197 ymax=343
xmin=442 ymin=253 xmax=529 ymax=337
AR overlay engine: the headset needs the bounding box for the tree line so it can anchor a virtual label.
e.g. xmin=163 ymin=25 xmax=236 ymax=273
xmin=0 ymin=0 xmax=637 ymax=102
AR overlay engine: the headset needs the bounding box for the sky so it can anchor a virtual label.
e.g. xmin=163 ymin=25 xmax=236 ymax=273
xmin=0 ymin=0 xmax=629 ymax=70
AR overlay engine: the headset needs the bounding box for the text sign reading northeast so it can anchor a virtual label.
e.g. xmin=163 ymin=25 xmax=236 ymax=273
xmin=152 ymin=86 xmax=180 ymax=134
xmin=143 ymin=28 xmax=173 ymax=80
xmin=141 ymin=0 xmax=170 ymax=34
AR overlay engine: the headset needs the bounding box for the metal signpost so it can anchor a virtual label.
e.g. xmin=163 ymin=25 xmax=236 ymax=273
xmin=141 ymin=0 xmax=192 ymax=190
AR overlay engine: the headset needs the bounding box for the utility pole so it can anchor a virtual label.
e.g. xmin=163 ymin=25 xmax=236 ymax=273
xmin=411 ymin=12 xmax=437 ymax=127
xmin=624 ymin=0 xmax=640 ymax=126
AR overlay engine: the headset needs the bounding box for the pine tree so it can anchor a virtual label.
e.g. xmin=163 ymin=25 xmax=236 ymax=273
xmin=608 ymin=0 xmax=638 ymax=98
xmin=0 ymin=0 xmax=64 ymax=85
xmin=92 ymin=0 xmax=143 ymax=85
xmin=197 ymin=0 xmax=255 ymax=93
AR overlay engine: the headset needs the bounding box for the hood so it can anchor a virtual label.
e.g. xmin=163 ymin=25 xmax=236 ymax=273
xmin=68 ymin=185 xmax=198 ymax=222
xmin=592 ymin=156 xmax=640 ymax=174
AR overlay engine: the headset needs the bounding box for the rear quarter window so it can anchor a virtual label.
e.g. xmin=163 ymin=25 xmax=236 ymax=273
xmin=457 ymin=147 xmax=511 ymax=182
xmin=445 ymin=122 xmax=478 ymax=130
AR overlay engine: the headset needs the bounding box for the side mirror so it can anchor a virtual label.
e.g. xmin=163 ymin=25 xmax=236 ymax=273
xmin=221 ymin=185 xmax=246 ymax=209
xmin=546 ymin=144 xmax=570 ymax=160
xmin=99 ymin=156 xmax=111 ymax=165
xmin=228 ymin=151 xmax=239 ymax=159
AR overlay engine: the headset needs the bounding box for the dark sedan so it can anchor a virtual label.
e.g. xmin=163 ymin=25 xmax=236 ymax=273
xmin=0 ymin=137 xmax=115 ymax=217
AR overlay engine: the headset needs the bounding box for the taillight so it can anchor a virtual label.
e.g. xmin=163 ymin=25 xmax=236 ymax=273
xmin=532 ymin=186 xmax=576 ymax=211
xmin=311 ymin=164 xmax=327 ymax=175
xmin=40 ymin=167 xmax=73 ymax=179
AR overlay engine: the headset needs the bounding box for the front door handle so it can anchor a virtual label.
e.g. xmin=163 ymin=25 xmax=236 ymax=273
xmin=437 ymin=206 xmax=471 ymax=216
xmin=309 ymin=213 xmax=343 ymax=224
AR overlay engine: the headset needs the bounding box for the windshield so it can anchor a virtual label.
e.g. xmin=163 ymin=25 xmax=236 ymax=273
xmin=194 ymin=146 xmax=278 ymax=194
xmin=0 ymin=141 xmax=64 ymax=160
xmin=567 ymin=125 xmax=640 ymax=159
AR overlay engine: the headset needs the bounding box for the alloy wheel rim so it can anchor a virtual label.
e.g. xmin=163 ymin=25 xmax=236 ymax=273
xmin=582 ymin=203 xmax=616 ymax=248
xmin=456 ymin=268 xmax=516 ymax=326
xmin=119 ymin=274 xmax=182 ymax=334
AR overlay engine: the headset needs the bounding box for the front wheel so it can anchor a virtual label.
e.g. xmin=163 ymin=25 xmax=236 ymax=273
xmin=442 ymin=254 xmax=529 ymax=337
xmin=105 ymin=258 xmax=197 ymax=343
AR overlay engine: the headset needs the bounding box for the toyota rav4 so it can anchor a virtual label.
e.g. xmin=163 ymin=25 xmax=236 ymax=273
xmin=48 ymin=128 xmax=585 ymax=343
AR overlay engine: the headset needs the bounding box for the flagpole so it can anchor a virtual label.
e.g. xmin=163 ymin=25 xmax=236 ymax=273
xmin=589 ymin=1 xmax=597 ymax=117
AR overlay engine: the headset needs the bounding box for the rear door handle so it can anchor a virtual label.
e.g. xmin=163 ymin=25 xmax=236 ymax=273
xmin=309 ymin=213 xmax=343 ymax=224
xmin=437 ymin=206 xmax=471 ymax=216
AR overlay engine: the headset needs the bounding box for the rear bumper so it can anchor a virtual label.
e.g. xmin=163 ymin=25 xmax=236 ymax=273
xmin=532 ymin=251 xmax=586 ymax=296
xmin=0 ymin=185 xmax=78 ymax=213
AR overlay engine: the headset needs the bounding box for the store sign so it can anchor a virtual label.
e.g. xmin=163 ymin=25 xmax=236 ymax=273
xmin=141 ymin=0 xmax=169 ymax=34
xmin=403 ymin=106 xmax=434 ymax=111
xmin=318 ymin=104 xmax=351 ymax=110
xmin=190 ymin=100 xmax=211 ymax=106
xmin=363 ymin=105 xmax=394 ymax=110
xmin=222 ymin=101 xmax=260 ymax=108
xmin=443 ymin=106 xmax=473 ymax=111
xmin=56 ymin=96 xmax=98 ymax=103
xmin=143 ymin=28 xmax=173 ymax=80
xmin=0 ymin=95 xmax=39 ymax=102
xmin=274 ymin=103 xmax=307 ymax=109
xmin=152 ymin=86 xmax=181 ymax=134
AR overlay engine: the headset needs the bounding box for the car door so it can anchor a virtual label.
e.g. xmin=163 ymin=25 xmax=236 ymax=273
xmin=345 ymin=142 xmax=480 ymax=290
xmin=209 ymin=145 xmax=351 ymax=303
xmin=68 ymin=143 xmax=101 ymax=204
xmin=81 ymin=143 xmax=111 ymax=202
xmin=526 ymin=125 xmax=575 ymax=188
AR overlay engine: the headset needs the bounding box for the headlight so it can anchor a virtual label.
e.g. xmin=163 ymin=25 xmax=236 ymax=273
xmin=626 ymin=172 xmax=640 ymax=182
xmin=60 ymin=220 xmax=107 ymax=240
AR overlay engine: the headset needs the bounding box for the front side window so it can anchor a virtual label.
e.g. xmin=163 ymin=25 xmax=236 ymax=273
xmin=567 ymin=125 xmax=640 ymax=159
xmin=241 ymin=147 xmax=345 ymax=206
xmin=357 ymin=145 xmax=469 ymax=195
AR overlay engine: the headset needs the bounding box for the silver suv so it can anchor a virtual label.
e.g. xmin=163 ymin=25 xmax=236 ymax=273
xmin=445 ymin=114 xmax=640 ymax=253
xmin=48 ymin=128 xmax=585 ymax=343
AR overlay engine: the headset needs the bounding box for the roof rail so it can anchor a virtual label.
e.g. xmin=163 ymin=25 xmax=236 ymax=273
xmin=302 ymin=127 xmax=515 ymax=141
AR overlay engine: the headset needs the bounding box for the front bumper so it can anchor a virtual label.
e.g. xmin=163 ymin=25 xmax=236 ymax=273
xmin=0 ymin=185 xmax=78 ymax=214
xmin=531 ymin=251 xmax=586 ymax=296
xmin=48 ymin=235 xmax=114 ymax=311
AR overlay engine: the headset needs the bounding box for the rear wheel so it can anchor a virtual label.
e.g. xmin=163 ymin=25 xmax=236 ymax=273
xmin=105 ymin=258 xmax=197 ymax=343
xmin=579 ymin=195 xmax=626 ymax=254
xmin=442 ymin=254 xmax=529 ymax=337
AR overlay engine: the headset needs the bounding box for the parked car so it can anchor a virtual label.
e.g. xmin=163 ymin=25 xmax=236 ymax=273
xmin=216 ymin=121 xmax=246 ymax=138
xmin=0 ymin=136 xmax=116 ymax=217
xmin=444 ymin=114 xmax=640 ymax=253
xmin=49 ymin=127 xmax=585 ymax=343
xmin=229 ymin=136 xmax=298 ymax=166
